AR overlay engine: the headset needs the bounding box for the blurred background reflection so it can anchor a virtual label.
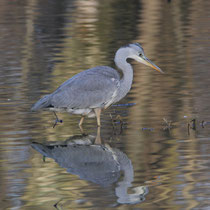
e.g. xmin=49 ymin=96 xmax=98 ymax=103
xmin=1 ymin=0 xmax=210 ymax=209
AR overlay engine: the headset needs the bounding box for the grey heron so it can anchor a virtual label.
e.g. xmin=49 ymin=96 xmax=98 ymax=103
xmin=31 ymin=43 xmax=163 ymax=127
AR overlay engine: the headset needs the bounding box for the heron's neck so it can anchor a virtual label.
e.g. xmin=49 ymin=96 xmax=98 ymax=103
xmin=114 ymin=54 xmax=133 ymax=101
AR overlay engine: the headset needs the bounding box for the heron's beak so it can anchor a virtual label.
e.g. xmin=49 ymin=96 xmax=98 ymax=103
xmin=135 ymin=55 xmax=164 ymax=73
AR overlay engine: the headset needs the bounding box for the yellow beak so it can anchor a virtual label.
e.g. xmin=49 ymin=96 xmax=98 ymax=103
xmin=142 ymin=56 xmax=164 ymax=73
xmin=134 ymin=54 xmax=164 ymax=73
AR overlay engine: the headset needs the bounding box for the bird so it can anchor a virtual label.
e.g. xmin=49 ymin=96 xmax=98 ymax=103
xmin=31 ymin=43 xmax=163 ymax=127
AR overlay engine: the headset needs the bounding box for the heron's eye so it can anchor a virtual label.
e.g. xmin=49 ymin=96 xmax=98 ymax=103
xmin=139 ymin=53 xmax=142 ymax=57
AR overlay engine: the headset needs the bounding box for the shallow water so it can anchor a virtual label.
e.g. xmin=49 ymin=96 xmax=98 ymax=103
xmin=1 ymin=0 xmax=210 ymax=209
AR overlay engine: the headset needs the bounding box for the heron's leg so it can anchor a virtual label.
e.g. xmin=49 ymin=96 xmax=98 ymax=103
xmin=95 ymin=126 xmax=102 ymax=144
xmin=94 ymin=108 xmax=101 ymax=127
xmin=53 ymin=112 xmax=63 ymax=128
xmin=79 ymin=116 xmax=85 ymax=126
xmin=79 ymin=116 xmax=85 ymax=134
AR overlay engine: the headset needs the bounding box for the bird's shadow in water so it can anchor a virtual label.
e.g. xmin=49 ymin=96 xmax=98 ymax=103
xmin=31 ymin=129 xmax=148 ymax=207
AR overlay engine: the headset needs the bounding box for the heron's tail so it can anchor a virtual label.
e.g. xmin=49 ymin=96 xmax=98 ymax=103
xmin=31 ymin=94 xmax=51 ymax=111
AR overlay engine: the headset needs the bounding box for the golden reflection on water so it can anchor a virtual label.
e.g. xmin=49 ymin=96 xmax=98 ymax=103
xmin=0 ymin=0 xmax=210 ymax=209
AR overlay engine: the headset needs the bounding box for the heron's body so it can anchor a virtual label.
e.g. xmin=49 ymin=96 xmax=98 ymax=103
xmin=46 ymin=66 xmax=121 ymax=118
xmin=31 ymin=43 xmax=163 ymax=126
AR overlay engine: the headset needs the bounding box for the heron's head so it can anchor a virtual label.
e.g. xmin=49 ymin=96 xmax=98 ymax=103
xmin=119 ymin=43 xmax=164 ymax=73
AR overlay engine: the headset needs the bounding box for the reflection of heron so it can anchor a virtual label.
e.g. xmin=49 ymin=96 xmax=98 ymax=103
xmin=31 ymin=133 xmax=148 ymax=204
xmin=31 ymin=43 xmax=163 ymax=127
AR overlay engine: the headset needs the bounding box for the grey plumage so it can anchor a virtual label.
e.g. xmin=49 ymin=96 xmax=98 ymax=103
xmin=51 ymin=66 xmax=120 ymax=109
xmin=31 ymin=43 xmax=163 ymax=126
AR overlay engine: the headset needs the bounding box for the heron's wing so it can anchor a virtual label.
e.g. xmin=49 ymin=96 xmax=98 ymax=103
xmin=50 ymin=66 xmax=120 ymax=109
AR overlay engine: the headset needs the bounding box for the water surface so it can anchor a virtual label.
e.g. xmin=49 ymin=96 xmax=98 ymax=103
xmin=1 ymin=0 xmax=210 ymax=209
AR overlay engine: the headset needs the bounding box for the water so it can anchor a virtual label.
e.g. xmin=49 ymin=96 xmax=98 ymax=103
xmin=1 ymin=0 xmax=210 ymax=209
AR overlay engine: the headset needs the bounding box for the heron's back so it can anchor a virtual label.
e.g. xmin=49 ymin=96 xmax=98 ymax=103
xmin=31 ymin=66 xmax=121 ymax=111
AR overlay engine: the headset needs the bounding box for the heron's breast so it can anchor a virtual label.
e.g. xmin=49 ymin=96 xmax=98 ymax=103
xmin=104 ymin=78 xmax=120 ymax=109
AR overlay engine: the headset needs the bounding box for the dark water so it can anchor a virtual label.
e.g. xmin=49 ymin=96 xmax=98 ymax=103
xmin=1 ymin=0 xmax=210 ymax=209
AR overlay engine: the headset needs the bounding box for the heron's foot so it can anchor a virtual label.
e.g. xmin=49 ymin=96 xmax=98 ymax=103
xmin=110 ymin=114 xmax=125 ymax=134
xmin=187 ymin=119 xmax=196 ymax=135
xmin=111 ymin=114 xmax=123 ymax=124
xmin=115 ymin=115 xmax=123 ymax=122
xmin=53 ymin=118 xmax=63 ymax=128
xmin=53 ymin=112 xmax=63 ymax=128
xmin=162 ymin=118 xmax=173 ymax=130
xmin=110 ymin=114 xmax=123 ymax=123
